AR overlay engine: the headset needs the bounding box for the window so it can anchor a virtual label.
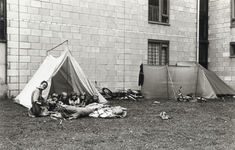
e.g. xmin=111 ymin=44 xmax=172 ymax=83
xmin=232 ymin=0 xmax=235 ymax=27
xmin=230 ymin=42 xmax=235 ymax=57
xmin=0 ymin=0 xmax=6 ymax=41
xmin=148 ymin=40 xmax=169 ymax=65
xmin=149 ymin=0 xmax=169 ymax=24
xmin=199 ymin=0 xmax=208 ymax=40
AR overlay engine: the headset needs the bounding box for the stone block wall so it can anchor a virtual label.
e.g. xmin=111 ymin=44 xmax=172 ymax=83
xmin=7 ymin=0 xmax=197 ymax=96
xmin=208 ymin=0 xmax=235 ymax=89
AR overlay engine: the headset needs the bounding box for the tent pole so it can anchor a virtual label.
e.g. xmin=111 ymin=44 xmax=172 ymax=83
xmin=46 ymin=40 xmax=68 ymax=55
xmin=67 ymin=57 xmax=69 ymax=94
xmin=196 ymin=0 xmax=200 ymax=63
xmin=166 ymin=65 xmax=177 ymax=100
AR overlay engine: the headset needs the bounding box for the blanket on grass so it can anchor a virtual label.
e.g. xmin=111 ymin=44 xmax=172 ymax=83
xmin=50 ymin=105 xmax=94 ymax=120
xmin=50 ymin=103 xmax=127 ymax=120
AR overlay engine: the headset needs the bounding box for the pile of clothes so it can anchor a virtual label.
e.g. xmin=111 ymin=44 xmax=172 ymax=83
xmin=86 ymin=103 xmax=127 ymax=119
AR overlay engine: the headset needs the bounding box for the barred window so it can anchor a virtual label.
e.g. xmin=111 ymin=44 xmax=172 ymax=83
xmin=148 ymin=40 xmax=169 ymax=65
xmin=149 ymin=0 xmax=169 ymax=24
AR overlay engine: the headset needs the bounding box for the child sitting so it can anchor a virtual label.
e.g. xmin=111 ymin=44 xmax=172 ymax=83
xmin=47 ymin=93 xmax=59 ymax=111
xmin=59 ymin=92 xmax=69 ymax=105
xmin=92 ymin=93 xmax=99 ymax=103
xmin=83 ymin=94 xmax=97 ymax=106
xmin=80 ymin=92 xmax=87 ymax=107
xmin=69 ymin=92 xmax=80 ymax=106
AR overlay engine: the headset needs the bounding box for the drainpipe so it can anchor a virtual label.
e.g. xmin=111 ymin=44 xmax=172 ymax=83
xmin=196 ymin=0 xmax=200 ymax=63
xmin=195 ymin=0 xmax=200 ymax=96
xmin=18 ymin=0 xmax=20 ymax=93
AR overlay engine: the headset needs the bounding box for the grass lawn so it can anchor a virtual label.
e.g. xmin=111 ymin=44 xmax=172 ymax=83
xmin=1 ymin=97 xmax=235 ymax=150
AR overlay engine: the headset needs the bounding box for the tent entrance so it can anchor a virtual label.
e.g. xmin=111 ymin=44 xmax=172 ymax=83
xmin=49 ymin=57 xmax=73 ymax=95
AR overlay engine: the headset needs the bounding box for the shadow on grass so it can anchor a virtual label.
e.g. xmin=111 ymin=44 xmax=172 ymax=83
xmin=1 ymin=98 xmax=235 ymax=150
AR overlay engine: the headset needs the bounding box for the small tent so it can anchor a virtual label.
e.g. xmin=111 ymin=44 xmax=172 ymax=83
xmin=15 ymin=48 xmax=107 ymax=108
xmin=141 ymin=62 xmax=235 ymax=99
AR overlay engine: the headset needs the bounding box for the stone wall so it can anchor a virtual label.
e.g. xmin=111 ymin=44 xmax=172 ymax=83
xmin=7 ymin=0 xmax=197 ymax=96
xmin=208 ymin=0 xmax=235 ymax=89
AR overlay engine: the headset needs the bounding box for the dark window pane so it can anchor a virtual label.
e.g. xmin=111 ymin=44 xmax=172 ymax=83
xmin=200 ymin=0 xmax=207 ymax=12
xmin=234 ymin=0 xmax=235 ymax=17
xmin=232 ymin=45 xmax=235 ymax=55
xmin=199 ymin=18 xmax=208 ymax=40
xmin=199 ymin=18 xmax=205 ymax=39
xmin=0 ymin=21 xmax=4 ymax=39
xmin=0 ymin=0 xmax=3 ymax=19
xmin=149 ymin=5 xmax=159 ymax=22
xmin=163 ymin=0 xmax=168 ymax=15
xmin=232 ymin=20 xmax=235 ymax=26
xmin=149 ymin=0 xmax=159 ymax=22
xmin=199 ymin=43 xmax=208 ymax=62
xmin=162 ymin=17 xmax=168 ymax=23
xmin=230 ymin=43 xmax=235 ymax=56
xmin=0 ymin=0 xmax=5 ymax=40
xmin=149 ymin=0 xmax=169 ymax=23
xmin=161 ymin=46 xmax=167 ymax=65
xmin=149 ymin=0 xmax=159 ymax=6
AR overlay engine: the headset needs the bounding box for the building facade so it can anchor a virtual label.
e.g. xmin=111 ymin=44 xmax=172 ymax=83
xmin=3 ymin=0 xmax=200 ymax=96
xmin=208 ymin=0 xmax=235 ymax=90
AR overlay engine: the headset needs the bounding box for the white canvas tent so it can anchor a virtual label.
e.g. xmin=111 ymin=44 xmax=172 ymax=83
xmin=15 ymin=48 xmax=107 ymax=108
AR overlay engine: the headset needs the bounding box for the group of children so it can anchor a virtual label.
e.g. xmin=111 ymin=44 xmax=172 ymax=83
xmin=46 ymin=91 xmax=99 ymax=111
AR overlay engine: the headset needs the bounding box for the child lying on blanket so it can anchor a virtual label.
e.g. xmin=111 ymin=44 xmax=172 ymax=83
xmin=50 ymin=104 xmax=95 ymax=120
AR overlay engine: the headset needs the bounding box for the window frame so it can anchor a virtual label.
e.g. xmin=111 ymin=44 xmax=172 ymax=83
xmin=148 ymin=0 xmax=170 ymax=25
xmin=148 ymin=39 xmax=169 ymax=65
xmin=231 ymin=0 xmax=235 ymax=27
xmin=230 ymin=42 xmax=235 ymax=57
